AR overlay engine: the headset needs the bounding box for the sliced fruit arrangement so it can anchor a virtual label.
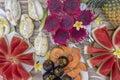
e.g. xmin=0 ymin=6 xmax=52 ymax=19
xmin=44 ymin=0 xmax=94 ymax=45
xmin=0 ymin=34 xmax=34 ymax=80
xmin=43 ymin=46 xmax=87 ymax=80
xmin=84 ymin=25 xmax=120 ymax=80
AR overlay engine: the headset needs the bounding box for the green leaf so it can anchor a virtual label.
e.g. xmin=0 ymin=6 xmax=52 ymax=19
xmin=39 ymin=9 xmax=48 ymax=31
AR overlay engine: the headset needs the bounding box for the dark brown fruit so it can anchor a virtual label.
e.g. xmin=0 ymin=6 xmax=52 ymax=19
xmin=62 ymin=75 xmax=72 ymax=80
xmin=53 ymin=66 xmax=64 ymax=77
xmin=57 ymin=56 xmax=69 ymax=67
xmin=43 ymin=72 xmax=57 ymax=80
xmin=43 ymin=60 xmax=54 ymax=71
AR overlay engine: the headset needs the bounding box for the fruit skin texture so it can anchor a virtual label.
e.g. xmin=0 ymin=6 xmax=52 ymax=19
xmin=88 ymin=0 xmax=120 ymax=27
xmin=0 ymin=35 xmax=34 ymax=80
xmin=84 ymin=25 xmax=120 ymax=80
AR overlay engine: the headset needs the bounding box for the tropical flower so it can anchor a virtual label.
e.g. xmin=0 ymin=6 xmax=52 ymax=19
xmin=34 ymin=61 xmax=42 ymax=71
xmin=84 ymin=25 xmax=120 ymax=80
xmin=0 ymin=35 xmax=34 ymax=80
xmin=95 ymin=17 xmax=102 ymax=24
xmin=45 ymin=0 xmax=94 ymax=45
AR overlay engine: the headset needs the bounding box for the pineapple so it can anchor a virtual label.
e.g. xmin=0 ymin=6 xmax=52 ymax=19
xmin=88 ymin=0 xmax=120 ymax=27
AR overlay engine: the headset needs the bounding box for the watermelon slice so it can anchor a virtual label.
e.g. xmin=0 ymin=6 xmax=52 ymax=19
xmin=112 ymin=26 xmax=120 ymax=49
xmin=10 ymin=35 xmax=23 ymax=53
xmin=110 ymin=62 xmax=120 ymax=80
xmin=92 ymin=25 xmax=114 ymax=50
xmin=97 ymin=56 xmax=115 ymax=76
xmin=87 ymin=53 xmax=113 ymax=68
xmin=0 ymin=35 xmax=34 ymax=80
xmin=0 ymin=37 xmax=8 ymax=56
xmin=17 ymin=64 xmax=31 ymax=80
xmin=12 ymin=64 xmax=21 ymax=80
xmin=84 ymin=46 xmax=111 ymax=54
xmin=11 ymin=41 xmax=29 ymax=56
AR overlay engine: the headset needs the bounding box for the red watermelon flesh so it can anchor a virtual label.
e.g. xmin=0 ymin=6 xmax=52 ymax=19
xmin=111 ymin=62 xmax=120 ymax=80
xmin=3 ymin=64 xmax=13 ymax=80
xmin=84 ymin=46 xmax=111 ymax=54
xmin=11 ymin=41 xmax=29 ymax=56
xmin=87 ymin=53 xmax=113 ymax=68
xmin=118 ymin=60 xmax=120 ymax=69
xmin=112 ymin=27 xmax=120 ymax=49
xmin=17 ymin=64 xmax=30 ymax=80
xmin=92 ymin=25 xmax=114 ymax=50
xmin=0 ymin=36 xmax=34 ymax=80
xmin=12 ymin=64 xmax=22 ymax=80
xmin=0 ymin=37 xmax=8 ymax=56
xmin=10 ymin=35 xmax=22 ymax=53
xmin=97 ymin=56 xmax=115 ymax=76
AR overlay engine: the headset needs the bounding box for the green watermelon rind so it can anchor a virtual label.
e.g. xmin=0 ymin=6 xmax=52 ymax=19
xmin=92 ymin=25 xmax=114 ymax=51
xmin=84 ymin=46 xmax=88 ymax=54
xmin=87 ymin=59 xmax=93 ymax=68
xmin=112 ymin=26 xmax=120 ymax=50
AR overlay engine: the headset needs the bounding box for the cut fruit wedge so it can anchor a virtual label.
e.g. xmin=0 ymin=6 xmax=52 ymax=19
xmin=112 ymin=26 xmax=120 ymax=49
xmin=87 ymin=53 xmax=113 ymax=68
xmin=110 ymin=62 xmax=120 ymax=80
xmin=84 ymin=46 xmax=111 ymax=54
xmin=97 ymin=56 xmax=115 ymax=76
xmin=92 ymin=25 xmax=114 ymax=50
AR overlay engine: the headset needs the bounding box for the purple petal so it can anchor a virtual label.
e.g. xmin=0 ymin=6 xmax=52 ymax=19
xmin=64 ymin=0 xmax=80 ymax=14
xmin=48 ymin=0 xmax=63 ymax=15
xmin=77 ymin=10 xmax=93 ymax=25
xmin=45 ymin=15 xmax=60 ymax=32
xmin=61 ymin=15 xmax=74 ymax=30
xmin=70 ymin=27 xmax=87 ymax=41
xmin=53 ymin=29 xmax=70 ymax=45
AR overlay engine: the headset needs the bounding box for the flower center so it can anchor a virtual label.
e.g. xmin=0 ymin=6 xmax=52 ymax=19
xmin=114 ymin=50 xmax=120 ymax=58
xmin=7 ymin=57 xmax=18 ymax=63
xmin=73 ymin=21 xmax=83 ymax=30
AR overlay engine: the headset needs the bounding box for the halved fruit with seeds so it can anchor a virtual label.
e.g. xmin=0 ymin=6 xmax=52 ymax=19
xmin=111 ymin=62 xmax=120 ymax=80
xmin=50 ymin=47 xmax=64 ymax=62
xmin=92 ymin=25 xmax=114 ymax=50
xmin=87 ymin=53 xmax=113 ymax=68
xmin=84 ymin=46 xmax=111 ymax=54
xmin=97 ymin=56 xmax=115 ymax=76
xmin=112 ymin=26 xmax=120 ymax=49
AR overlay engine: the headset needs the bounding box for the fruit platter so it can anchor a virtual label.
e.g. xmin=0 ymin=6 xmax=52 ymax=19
xmin=0 ymin=0 xmax=120 ymax=80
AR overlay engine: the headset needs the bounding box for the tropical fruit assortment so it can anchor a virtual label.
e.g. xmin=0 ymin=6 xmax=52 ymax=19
xmin=89 ymin=0 xmax=120 ymax=27
xmin=0 ymin=0 xmax=120 ymax=80
xmin=0 ymin=34 xmax=34 ymax=80
xmin=45 ymin=0 xmax=94 ymax=45
xmin=43 ymin=46 xmax=87 ymax=80
xmin=84 ymin=25 xmax=120 ymax=80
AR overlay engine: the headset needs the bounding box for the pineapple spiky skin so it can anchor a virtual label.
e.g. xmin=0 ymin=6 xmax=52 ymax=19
xmin=89 ymin=0 xmax=120 ymax=27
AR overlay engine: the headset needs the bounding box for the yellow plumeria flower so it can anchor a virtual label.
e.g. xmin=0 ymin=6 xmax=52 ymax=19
xmin=73 ymin=21 xmax=83 ymax=31
xmin=95 ymin=17 xmax=102 ymax=24
xmin=0 ymin=21 xmax=5 ymax=26
xmin=34 ymin=61 xmax=42 ymax=71
xmin=114 ymin=50 xmax=120 ymax=58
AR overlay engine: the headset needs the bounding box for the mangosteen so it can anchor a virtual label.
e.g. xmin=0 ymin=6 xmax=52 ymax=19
xmin=53 ymin=66 xmax=64 ymax=77
xmin=43 ymin=72 xmax=57 ymax=80
xmin=53 ymin=77 xmax=62 ymax=80
xmin=62 ymin=75 xmax=72 ymax=80
xmin=57 ymin=56 xmax=69 ymax=67
xmin=43 ymin=59 xmax=54 ymax=71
